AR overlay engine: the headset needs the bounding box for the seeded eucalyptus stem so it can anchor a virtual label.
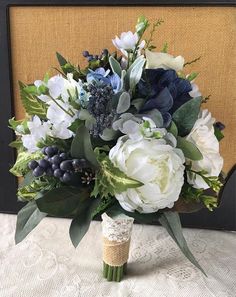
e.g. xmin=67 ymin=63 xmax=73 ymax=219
xmin=103 ymin=262 xmax=127 ymax=282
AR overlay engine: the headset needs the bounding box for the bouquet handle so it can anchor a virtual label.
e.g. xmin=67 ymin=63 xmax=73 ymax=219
xmin=101 ymin=213 xmax=134 ymax=282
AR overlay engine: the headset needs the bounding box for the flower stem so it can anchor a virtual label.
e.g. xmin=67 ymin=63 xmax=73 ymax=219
xmin=103 ymin=262 xmax=125 ymax=282
xmin=49 ymin=95 xmax=75 ymax=117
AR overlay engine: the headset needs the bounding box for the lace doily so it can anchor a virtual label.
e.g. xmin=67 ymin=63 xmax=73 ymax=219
xmin=101 ymin=213 xmax=134 ymax=242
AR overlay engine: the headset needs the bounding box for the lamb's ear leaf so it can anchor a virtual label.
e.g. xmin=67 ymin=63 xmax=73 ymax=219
xmin=109 ymin=56 xmax=122 ymax=77
xmin=158 ymin=211 xmax=207 ymax=276
xmin=15 ymin=201 xmax=47 ymax=244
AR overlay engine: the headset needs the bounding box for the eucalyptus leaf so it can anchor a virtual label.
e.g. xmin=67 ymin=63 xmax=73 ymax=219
xmin=15 ymin=201 xmax=47 ymax=244
xmin=142 ymin=109 xmax=163 ymax=127
xmin=177 ymin=136 xmax=203 ymax=161
xmin=172 ymin=97 xmax=202 ymax=136
xmin=69 ymin=197 xmax=101 ymax=247
xmin=36 ymin=186 xmax=87 ymax=217
xmin=109 ymin=56 xmax=122 ymax=77
xmin=159 ymin=211 xmax=206 ymax=276
xmin=116 ymin=92 xmax=131 ymax=114
xmin=71 ymin=125 xmax=99 ymax=168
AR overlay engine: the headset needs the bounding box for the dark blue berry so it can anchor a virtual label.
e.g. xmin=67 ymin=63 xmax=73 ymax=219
xmin=51 ymin=145 xmax=58 ymax=154
xmin=51 ymin=155 xmax=62 ymax=164
xmin=88 ymin=55 xmax=93 ymax=62
xmin=52 ymin=164 xmax=59 ymax=170
xmin=33 ymin=166 xmax=45 ymax=177
xmin=62 ymin=172 xmax=72 ymax=183
xmin=215 ymin=121 xmax=225 ymax=131
xmin=82 ymin=50 xmax=89 ymax=57
xmin=72 ymin=159 xmax=87 ymax=169
xmin=60 ymin=160 xmax=73 ymax=171
xmin=41 ymin=147 xmax=47 ymax=155
xmin=28 ymin=160 xmax=38 ymax=170
xmin=46 ymin=167 xmax=53 ymax=176
xmin=38 ymin=159 xmax=50 ymax=169
xmin=45 ymin=146 xmax=55 ymax=157
xmin=59 ymin=153 xmax=67 ymax=160
xmin=53 ymin=169 xmax=64 ymax=178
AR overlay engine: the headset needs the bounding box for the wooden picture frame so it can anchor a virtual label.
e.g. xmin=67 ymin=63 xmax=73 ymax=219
xmin=0 ymin=0 xmax=235 ymax=230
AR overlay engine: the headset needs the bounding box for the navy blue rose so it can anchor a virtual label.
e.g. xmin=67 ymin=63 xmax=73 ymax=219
xmin=138 ymin=69 xmax=192 ymax=126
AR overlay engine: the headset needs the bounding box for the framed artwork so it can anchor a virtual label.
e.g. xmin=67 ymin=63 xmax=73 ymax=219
xmin=0 ymin=0 xmax=235 ymax=230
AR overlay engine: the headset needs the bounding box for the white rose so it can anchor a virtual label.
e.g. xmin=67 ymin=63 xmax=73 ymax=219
xmin=109 ymin=136 xmax=185 ymax=213
xmin=186 ymin=109 xmax=223 ymax=189
xmin=145 ymin=49 xmax=184 ymax=71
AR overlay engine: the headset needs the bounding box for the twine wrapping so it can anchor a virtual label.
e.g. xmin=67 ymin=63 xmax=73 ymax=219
xmin=103 ymin=238 xmax=131 ymax=267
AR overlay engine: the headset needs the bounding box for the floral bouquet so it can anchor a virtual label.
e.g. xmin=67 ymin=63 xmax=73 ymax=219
xmin=9 ymin=16 xmax=225 ymax=282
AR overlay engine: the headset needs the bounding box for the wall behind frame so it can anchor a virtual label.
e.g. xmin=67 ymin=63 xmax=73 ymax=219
xmin=9 ymin=6 xmax=236 ymax=173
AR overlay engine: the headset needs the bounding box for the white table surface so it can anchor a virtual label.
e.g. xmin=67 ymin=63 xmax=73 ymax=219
xmin=0 ymin=213 xmax=236 ymax=297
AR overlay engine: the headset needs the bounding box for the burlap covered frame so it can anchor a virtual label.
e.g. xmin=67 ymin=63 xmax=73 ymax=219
xmin=0 ymin=1 xmax=235 ymax=229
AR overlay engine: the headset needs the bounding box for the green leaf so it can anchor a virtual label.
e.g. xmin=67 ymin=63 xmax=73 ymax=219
xmin=100 ymin=128 xmax=119 ymax=141
xmin=177 ymin=136 xmax=203 ymax=161
xmin=168 ymin=121 xmax=178 ymax=138
xmin=17 ymin=175 xmax=59 ymax=202
xmin=159 ymin=211 xmax=206 ymax=276
xmin=109 ymin=56 xmax=122 ymax=77
xmin=37 ymin=135 xmax=71 ymax=151
xmin=10 ymin=151 xmax=43 ymax=177
xmin=69 ymin=197 xmax=101 ymax=247
xmin=9 ymin=139 xmax=23 ymax=150
xmin=92 ymin=150 xmax=142 ymax=198
xmin=36 ymin=186 xmax=87 ymax=217
xmin=214 ymin=127 xmax=224 ymax=141
xmin=172 ymin=97 xmax=202 ymax=136
xmin=19 ymin=81 xmax=47 ymax=119
xmin=161 ymin=42 xmax=168 ymax=53
xmin=8 ymin=117 xmax=29 ymax=134
xmin=187 ymin=72 xmax=199 ymax=81
xmin=56 ymin=52 xmax=67 ymax=68
xmin=116 ymin=92 xmax=131 ymax=114
xmin=71 ymin=125 xmax=99 ymax=168
xmin=68 ymin=119 xmax=83 ymax=133
xmin=131 ymin=98 xmax=145 ymax=111
xmin=15 ymin=201 xmax=47 ymax=244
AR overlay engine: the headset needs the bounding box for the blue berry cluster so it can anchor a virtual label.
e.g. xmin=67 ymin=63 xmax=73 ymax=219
xmin=82 ymin=49 xmax=109 ymax=62
xmin=28 ymin=146 xmax=89 ymax=183
xmin=87 ymin=83 xmax=116 ymax=137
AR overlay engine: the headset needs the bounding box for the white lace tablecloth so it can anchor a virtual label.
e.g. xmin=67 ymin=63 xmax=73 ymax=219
xmin=0 ymin=213 xmax=236 ymax=297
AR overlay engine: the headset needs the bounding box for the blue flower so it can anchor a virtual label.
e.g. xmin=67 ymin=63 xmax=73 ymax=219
xmin=86 ymin=67 xmax=121 ymax=93
xmin=138 ymin=69 xmax=192 ymax=126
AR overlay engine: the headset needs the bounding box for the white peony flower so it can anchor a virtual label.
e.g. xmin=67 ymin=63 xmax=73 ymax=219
xmin=186 ymin=109 xmax=223 ymax=189
xmin=21 ymin=116 xmax=52 ymax=152
xmin=145 ymin=49 xmax=184 ymax=71
xmin=109 ymin=136 xmax=185 ymax=213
